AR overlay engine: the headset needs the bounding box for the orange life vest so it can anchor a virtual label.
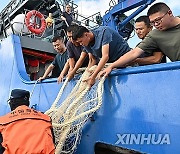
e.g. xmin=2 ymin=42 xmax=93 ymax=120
xmin=0 ymin=105 xmax=55 ymax=154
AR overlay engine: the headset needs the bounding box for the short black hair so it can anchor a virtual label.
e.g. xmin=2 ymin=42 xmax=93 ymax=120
xmin=52 ymin=36 xmax=64 ymax=42
xmin=135 ymin=15 xmax=151 ymax=28
xmin=72 ymin=26 xmax=89 ymax=41
xmin=147 ymin=2 xmax=170 ymax=16
xmin=66 ymin=24 xmax=79 ymax=32
xmin=66 ymin=4 xmax=71 ymax=7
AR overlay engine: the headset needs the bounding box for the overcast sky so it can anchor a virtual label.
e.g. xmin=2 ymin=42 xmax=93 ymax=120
xmin=1 ymin=0 xmax=179 ymax=16
xmin=75 ymin=0 xmax=179 ymax=16
xmin=0 ymin=0 xmax=179 ymax=47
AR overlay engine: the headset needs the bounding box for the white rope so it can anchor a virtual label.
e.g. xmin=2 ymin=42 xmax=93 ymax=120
xmin=45 ymin=66 xmax=106 ymax=154
xmin=45 ymin=78 xmax=69 ymax=115
xmin=51 ymin=77 xmax=105 ymax=128
xmin=29 ymin=80 xmax=38 ymax=100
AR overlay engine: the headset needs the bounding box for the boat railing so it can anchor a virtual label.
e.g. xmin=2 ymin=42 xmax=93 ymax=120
xmin=0 ymin=0 xmax=102 ymax=40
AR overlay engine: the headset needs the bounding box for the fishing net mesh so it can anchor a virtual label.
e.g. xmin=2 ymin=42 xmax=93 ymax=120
xmin=45 ymin=66 xmax=105 ymax=154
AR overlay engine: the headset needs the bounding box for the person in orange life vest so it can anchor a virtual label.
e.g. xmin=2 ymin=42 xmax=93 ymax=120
xmin=0 ymin=89 xmax=55 ymax=154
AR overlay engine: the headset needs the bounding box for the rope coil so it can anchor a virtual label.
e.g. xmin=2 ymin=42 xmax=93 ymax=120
xmin=45 ymin=66 xmax=105 ymax=154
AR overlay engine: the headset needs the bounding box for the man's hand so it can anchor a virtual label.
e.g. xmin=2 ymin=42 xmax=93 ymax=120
xmin=83 ymin=75 xmax=96 ymax=88
xmin=68 ymin=67 xmax=74 ymax=73
xmin=61 ymin=16 xmax=66 ymax=21
xmin=37 ymin=76 xmax=45 ymax=82
xmin=86 ymin=67 xmax=94 ymax=74
xmin=67 ymin=70 xmax=75 ymax=81
xmin=57 ymin=74 xmax=64 ymax=84
xmin=98 ymin=66 xmax=113 ymax=78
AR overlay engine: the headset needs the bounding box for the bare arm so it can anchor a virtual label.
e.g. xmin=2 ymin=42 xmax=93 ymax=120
xmin=67 ymin=51 xmax=88 ymax=80
xmin=38 ymin=64 xmax=55 ymax=81
xmin=99 ymin=47 xmax=144 ymax=77
xmin=86 ymin=44 xmax=109 ymax=87
xmin=72 ymin=51 xmax=87 ymax=73
xmin=60 ymin=15 xmax=69 ymax=26
xmin=87 ymin=53 xmax=97 ymax=69
xmin=132 ymin=52 xmax=164 ymax=65
xmin=57 ymin=60 xmax=70 ymax=83
xmin=110 ymin=47 xmax=144 ymax=68
xmin=91 ymin=44 xmax=109 ymax=78
xmin=61 ymin=15 xmax=66 ymax=21
xmin=68 ymin=58 xmax=75 ymax=72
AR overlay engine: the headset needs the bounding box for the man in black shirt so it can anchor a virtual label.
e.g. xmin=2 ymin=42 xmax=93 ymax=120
xmin=61 ymin=4 xmax=74 ymax=26
xmin=38 ymin=36 xmax=69 ymax=83
xmin=66 ymin=25 xmax=89 ymax=71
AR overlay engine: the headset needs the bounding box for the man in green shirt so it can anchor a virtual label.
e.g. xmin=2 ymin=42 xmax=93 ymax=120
xmin=132 ymin=15 xmax=166 ymax=65
xmin=100 ymin=2 xmax=180 ymax=77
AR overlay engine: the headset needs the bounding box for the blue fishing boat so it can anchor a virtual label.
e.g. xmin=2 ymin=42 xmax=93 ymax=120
xmin=0 ymin=0 xmax=180 ymax=153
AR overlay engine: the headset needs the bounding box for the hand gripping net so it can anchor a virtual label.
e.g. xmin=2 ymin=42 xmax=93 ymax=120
xmin=45 ymin=66 xmax=105 ymax=154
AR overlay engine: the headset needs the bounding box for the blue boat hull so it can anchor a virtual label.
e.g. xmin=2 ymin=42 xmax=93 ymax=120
xmin=0 ymin=35 xmax=180 ymax=153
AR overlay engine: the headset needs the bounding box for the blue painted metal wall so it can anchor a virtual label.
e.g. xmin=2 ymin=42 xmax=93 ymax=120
xmin=76 ymin=64 xmax=180 ymax=153
xmin=0 ymin=35 xmax=180 ymax=153
xmin=0 ymin=35 xmax=74 ymax=115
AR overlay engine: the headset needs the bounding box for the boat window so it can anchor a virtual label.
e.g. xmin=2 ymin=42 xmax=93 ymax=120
xmin=22 ymin=49 xmax=56 ymax=81
xmin=95 ymin=142 xmax=143 ymax=154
